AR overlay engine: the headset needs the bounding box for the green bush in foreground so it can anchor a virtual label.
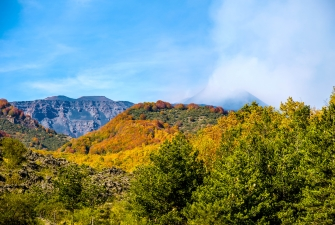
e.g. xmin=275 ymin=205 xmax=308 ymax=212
xmin=0 ymin=137 xmax=27 ymax=167
xmin=128 ymin=134 xmax=206 ymax=224
xmin=0 ymin=192 xmax=38 ymax=225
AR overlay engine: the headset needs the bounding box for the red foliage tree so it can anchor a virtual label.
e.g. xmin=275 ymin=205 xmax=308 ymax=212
xmin=215 ymin=106 xmax=224 ymax=114
xmin=187 ymin=103 xmax=200 ymax=110
xmin=156 ymin=100 xmax=166 ymax=109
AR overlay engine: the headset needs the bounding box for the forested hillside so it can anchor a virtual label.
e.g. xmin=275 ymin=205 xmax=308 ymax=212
xmin=2 ymin=89 xmax=335 ymax=224
xmin=127 ymin=101 xmax=226 ymax=133
xmin=49 ymin=101 xmax=226 ymax=171
xmin=126 ymin=89 xmax=335 ymax=224
xmin=0 ymin=99 xmax=69 ymax=150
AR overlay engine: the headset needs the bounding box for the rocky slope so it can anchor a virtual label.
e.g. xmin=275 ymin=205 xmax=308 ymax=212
xmin=0 ymin=149 xmax=130 ymax=197
xmin=0 ymin=99 xmax=69 ymax=150
xmin=11 ymin=96 xmax=133 ymax=137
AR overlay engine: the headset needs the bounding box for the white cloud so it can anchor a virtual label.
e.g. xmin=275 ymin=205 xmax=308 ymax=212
xmin=203 ymin=0 xmax=335 ymax=108
xmin=28 ymin=73 xmax=121 ymax=94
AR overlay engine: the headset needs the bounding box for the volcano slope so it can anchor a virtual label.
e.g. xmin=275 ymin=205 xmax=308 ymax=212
xmin=46 ymin=101 xmax=226 ymax=171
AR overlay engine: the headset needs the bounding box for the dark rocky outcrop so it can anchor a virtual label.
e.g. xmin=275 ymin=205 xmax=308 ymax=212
xmin=12 ymin=96 xmax=133 ymax=137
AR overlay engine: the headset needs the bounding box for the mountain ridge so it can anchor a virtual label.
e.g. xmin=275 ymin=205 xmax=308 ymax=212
xmin=11 ymin=96 xmax=134 ymax=137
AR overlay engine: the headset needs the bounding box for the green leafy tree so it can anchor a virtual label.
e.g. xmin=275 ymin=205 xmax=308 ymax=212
xmin=81 ymin=177 xmax=108 ymax=208
xmin=296 ymin=97 xmax=335 ymax=223
xmin=186 ymin=102 xmax=309 ymax=224
xmin=54 ymin=165 xmax=86 ymax=213
xmin=53 ymin=164 xmax=109 ymax=224
xmin=0 ymin=137 xmax=27 ymax=167
xmin=128 ymin=134 xmax=206 ymax=224
xmin=0 ymin=192 xmax=38 ymax=225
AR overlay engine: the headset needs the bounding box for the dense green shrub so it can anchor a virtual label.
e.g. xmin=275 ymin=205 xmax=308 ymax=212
xmin=0 ymin=192 xmax=38 ymax=225
xmin=0 ymin=137 xmax=27 ymax=167
xmin=128 ymin=134 xmax=206 ymax=224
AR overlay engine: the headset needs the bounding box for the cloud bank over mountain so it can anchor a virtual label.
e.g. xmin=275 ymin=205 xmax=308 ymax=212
xmin=201 ymin=0 xmax=335 ymax=108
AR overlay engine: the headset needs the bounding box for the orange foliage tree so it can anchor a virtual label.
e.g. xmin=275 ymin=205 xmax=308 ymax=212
xmin=174 ymin=103 xmax=185 ymax=110
xmin=187 ymin=103 xmax=200 ymax=110
xmin=0 ymin=99 xmax=10 ymax=109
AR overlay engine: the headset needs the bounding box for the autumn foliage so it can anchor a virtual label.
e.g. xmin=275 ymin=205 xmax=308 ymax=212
xmin=174 ymin=103 xmax=185 ymax=110
xmin=0 ymin=99 xmax=10 ymax=109
xmin=51 ymin=100 xmax=228 ymax=170
xmin=60 ymin=112 xmax=178 ymax=155
xmin=131 ymin=100 xmax=173 ymax=112
xmin=187 ymin=103 xmax=200 ymax=110
xmin=0 ymin=100 xmax=25 ymax=119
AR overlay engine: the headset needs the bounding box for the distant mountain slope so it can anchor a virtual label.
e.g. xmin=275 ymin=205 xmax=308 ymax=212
xmin=62 ymin=112 xmax=179 ymax=155
xmin=0 ymin=99 xmax=69 ymax=150
xmin=44 ymin=95 xmax=75 ymax=101
xmin=61 ymin=101 xmax=226 ymax=154
xmin=11 ymin=96 xmax=134 ymax=137
xmin=184 ymin=89 xmax=267 ymax=110
xmin=77 ymin=96 xmax=112 ymax=101
xmin=127 ymin=101 xmax=226 ymax=133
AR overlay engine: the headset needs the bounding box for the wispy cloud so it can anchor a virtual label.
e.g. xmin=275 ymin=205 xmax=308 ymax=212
xmin=0 ymin=42 xmax=75 ymax=74
xmin=202 ymin=0 xmax=335 ymax=108
xmin=29 ymin=75 xmax=118 ymax=93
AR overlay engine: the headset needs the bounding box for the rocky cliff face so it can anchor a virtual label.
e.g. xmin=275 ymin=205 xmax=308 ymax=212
xmin=11 ymin=96 xmax=133 ymax=137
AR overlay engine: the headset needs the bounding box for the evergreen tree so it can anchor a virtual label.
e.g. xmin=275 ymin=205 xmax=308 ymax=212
xmin=128 ymin=134 xmax=206 ymax=224
xmin=296 ymin=94 xmax=335 ymax=223
xmin=54 ymin=165 xmax=86 ymax=213
xmin=186 ymin=101 xmax=309 ymax=224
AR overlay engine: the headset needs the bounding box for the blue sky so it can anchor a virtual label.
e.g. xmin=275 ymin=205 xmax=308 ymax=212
xmin=0 ymin=0 xmax=334 ymax=108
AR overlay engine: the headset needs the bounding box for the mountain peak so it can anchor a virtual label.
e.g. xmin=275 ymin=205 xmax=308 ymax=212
xmin=44 ymin=96 xmax=113 ymax=102
xmin=77 ymin=96 xmax=112 ymax=101
xmin=184 ymin=89 xmax=267 ymax=110
xmin=44 ymin=95 xmax=75 ymax=101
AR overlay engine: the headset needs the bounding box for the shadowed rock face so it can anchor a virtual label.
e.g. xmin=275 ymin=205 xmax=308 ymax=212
xmin=11 ymin=96 xmax=133 ymax=137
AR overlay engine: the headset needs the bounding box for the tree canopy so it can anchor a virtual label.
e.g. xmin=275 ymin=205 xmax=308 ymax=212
xmin=128 ymin=134 xmax=206 ymax=224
